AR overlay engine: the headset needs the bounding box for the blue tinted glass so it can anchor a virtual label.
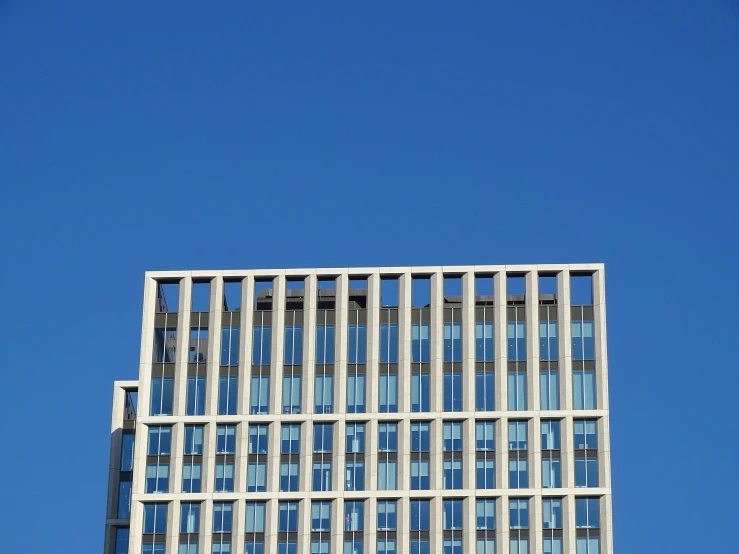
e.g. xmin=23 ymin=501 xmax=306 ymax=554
xmin=150 ymin=377 xmax=174 ymax=416
xmin=378 ymin=373 xmax=398 ymax=412
xmin=410 ymin=500 xmax=430 ymax=530
xmin=118 ymin=480 xmax=131 ymax=518
xmin=121 ymin=431 xmax=135 ymax=471
xmin=316 ymin=325 xmax=335 ymax=364
xmin=218 ymin=375 xmax=238 ymax=415
xmin=221 ymin=327 xmax=240 ymax=366
xmin=314 ymin=424 xmax=333 ymax=452
xmin=411 ymin=372 xmax=430 ymax=412
xmin=250 ymin=375 xmax=269 ymax=414
xmin=443 ymin=323 xmax=463 ymax=362
xmin=443 ymin=372 xmax=463 ymax=411
xmin=475 ymin=322 xmax=494 ymax=361
xmin=411 ymin=423 xmax=430 ymax=451
xmin=282 ymin=374 xmax=302 ymax=414
xmin=279 ymin=502 xmax=299 ymax=532
xmin=347 ymin=373 xmax=366 ymax=413
xmin=315 ymin=374 xmax=334 ymax=414
xmin=348 ymin=324 xmax=367 ymax=364
xmin=378 ymin=423 xmax=397 ymax=451
xmin=252 ymin=326 xmax=271 ymax=365
xmin=115 ymin=528 xmax=129 ymax=554
xmin=284 ymin=326 xmax=304 ymax=364
xmin=476 ymin=370 xmax=495 ymax=411
xmin=186 ymin=376 xmax=206 ymax=416
xmin=380 ymin=324 xmax=399 ymax=363
xmin=346 ymin=423 xmax=365 ymax=452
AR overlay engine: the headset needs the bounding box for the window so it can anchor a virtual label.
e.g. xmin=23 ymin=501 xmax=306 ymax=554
xmin=444 ymin=422 xmax=462 ymax=451
xmin=476 ymin=458 xmax=496 ymax=489
xmin=411 ymin=372 xmax=430 ymax=412
xmin=217 ymin=425 xmax=237 ymax=454
xmin=346 ymin=423 xmax=364 ymax=454
xmin=279 ymin=502 xmax=299 ymax=532
xmin=280 ymin=462 xmax=299 ymax=492
xmin=573 ymin=370 xmax=596 ymax=410
xmin=189 ymin=327 xmax=208 ymax=363
xmin=221 ymin=326 xmax=240 ymax=366
xmin=380 ymin=323 xmax=399 ymax=363
xmin=377 ymin=460 xmax=397 ymax=490
xmin=314 ymin=424 xmax=333 ymax=452
xmin=115 ymin=527 xmax=130 ymax=554
xmin=542 ymin=421 xmax=561 ymax=450
xmin=186 ymin=376 xmax=206 ymax=416
xmin=143 ymin=503 xmax=167 ymax=534
xmin=284 ymin=326 xmax=303 ymax=365
xmin=244 ymin=544 xmax=263 ymax=554
xmin=544 ymin=538 xmax=563 ymax=554
xmin=543 ymin=458 xmax=562 ymax=488
xmin=248 ymin=425 xmax=268 ymax=454
xmin=572 ymin=321 xmax=595 ymax=360
xmin=346 ymin=460 xmax=365 ymax=491
xmin=247 ymin=462 xmax=266 ymax=492
xmin=213 ymin=503 xmax=233 ymax=533
xmin=507 ymin=321 xmax=526 ymax=361
xmin=311 ymin=502 xmax=331 ymax=531
xmin=316 ymin=325 xmax=335 ymax=364
xmin=118 ymin=479 xmax=132 ymax=518
xmin=510 ymin=538 xmax=529 ymax=554
xmin=379 ymin=373 xmax=398 ymax=412
xmin=179 ymin=543 xmax=197 ymax=554
xmin=250 ymin=375 xmax=269 ymax=414
xmin=476 ymin=368 xmax=495 ymax=411
xmin=121 ymin=431 xmax=135 ymax=471
xmin=475 ymin=322 xmax=494 ymax=361
xmin=282 ymin=374 xmax=302 ymax=414
xmin=574 ymin=420 xmax=598 ymax=449
xmin=184 ymin=425 xmax=204 ymax=455
xmin=150 ymin=377 xmax=173 ymax=416
xmin=509 ymin=499 xmax=529 ymax=529
xmin=212 ymin=544 xmax=230 ymax=554
xmin=348 ymin=324 xmax=366 ymax=363
xmin=539 ymin=322 xmax=558 ymax=361
xmin=575 ymin=456 xmax=599 ymax=487
xmin=411 ymin=422 xmax=430 ymax=451
xmin=181 ymin=503 xmax=200 ymax=533
xmin=145 ymin=463 xmax=169 ymax=493
xmin=443 ymin=539 xmax=462 ymax=554
xmin=576 ymin=538 xmax=600 ymax=554
xmin=346 ymin=373 xmax=366 ymax=413
xmin=182 ymin=462 xmax=201 ymax=493
xmin=313 ymin=461 xmax=332 ymax=491
xmin=378 ymin=423 xmax=397 ymax=451
xmin=410 ymin=500 xmax=430 ymax=530
xmin=377 ymin=541 xmax=396 ymax=554
xmin=218 ymin=375 xmax=238 ymax=415
xmin=540 ymin=370 xmax=560 ymax=410
xmin=410 ymin=540 xmax=429 ymax=554
xmin=314 ymin=373 xmax=334 ymax=414
xmin=443 ymin=372 xmax=462 ymax=412
xmin=477 ymin=539 xmax=495 ymax=554
xmin=444 ymin=322 xmax=462 ymax=362
xmin=148 ymin=426 xmax=172 ymax=455
xmin=281 ymin=424 xmax=301 ymax=453
xmin=215 ymin=463 xmax=234 ymax=492
xmin=411 ymin=323 xmax=430 ymax=362
xmin=476 ymin=499 xmax=496 ymax=529
xmin=543 ymin=498 xmax=562 ymax=529
xmin=311 ymin=541 xmax=330 ymax=554
xmin=576 ymin=498 xmax=600 ymax=528
xmin=410 ymin=460 xmax=429 ymax=490
xmin=245 ymin=502 xmax=266 ymax=533
xmin=476 ymin=421 xmax=495 ymax=451
xmin=508 ymin=371 xmax=527 ymax=410
xmin=252 ymin=326 xmax=271 ymax=365
xmin=143 ymin=540 xmax=165 ymax=553
xmin=443 ymin=459 xmax=462 ymax=489
xmin=278 ymin=542 xmax=297 ymax=554
xmin=508 ymin=458 xmax=528 ymax=488
xmin=344 ymin=540 xmax=362 ymax=554
xmin=377 ymin=500 xmax=396 ymax=530
xmin=509 ymin=421 xmax=528 ymax=450
xmin=153 ymin=327 xmax=177 ymax=362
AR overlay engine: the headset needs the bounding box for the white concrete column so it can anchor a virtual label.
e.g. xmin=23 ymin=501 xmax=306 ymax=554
xmin=398 ymin=273 xmax=412 ymax=414
xmin=397 ymin=419 xmax=411 ymax=492
xmin=271 ymin=274 xmax=286 ymax=416
xmin=366 ymin=273 xmax=381 ymax=413
xmin=429 ymin=419 xmax=443 ymax=491
xmin=233 ymin=500 xmax=246 ymax=554
xmin=207 ymin=276 xmax=223 ymax=416
xmin=175 ymin=276 xmax=192 ymax=417
xmin=558 ymin=271 xmax=573 ymax=411
xmin=462 ymin=271 xmax=476 ymax=412
xmin=138 ymin=276 xmax=158 ymax=418
xmin=239 ymin=276 xmax=255 ymax=417
xmin=463 ymin=417 xmax=476 ymax=494
xmin=593 ymin=268 xmax=609 ymax=411
xmin=335 ymin=273 xmax=349 ymax=415
xmin=430 ymin=271 xmax=444 ymax=413
xmin=366 ymin=419 xmax=378 ymax=492
xmin=525 ymin=269 xmax=540 ymax=411
xmin=303 ymin=274 xmax=318 ymax=414
xmin=493 ymin=272 xmax=507 ymax=412
xmin=430 ymin=496 xmax=442 ymax=554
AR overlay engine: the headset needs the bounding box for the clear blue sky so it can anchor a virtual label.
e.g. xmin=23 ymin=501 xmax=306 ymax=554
xmin=1 ymin=1 xmax=737 ymax=551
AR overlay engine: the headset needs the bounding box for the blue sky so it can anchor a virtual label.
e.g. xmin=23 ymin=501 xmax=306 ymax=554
xmin=1 ymin=1 xmax=737 ymax=551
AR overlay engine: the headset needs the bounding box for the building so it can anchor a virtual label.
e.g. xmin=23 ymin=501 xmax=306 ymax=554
xmin=104 ymin=264 xmax=614 ymax=554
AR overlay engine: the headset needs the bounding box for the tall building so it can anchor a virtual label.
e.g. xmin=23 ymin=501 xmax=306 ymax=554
xmin=104 ymin=264 xmax=614 ymax=554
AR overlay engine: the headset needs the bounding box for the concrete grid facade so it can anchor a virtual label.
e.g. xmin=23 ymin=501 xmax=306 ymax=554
xmin=104 ymin=264 xmax=614 ymax=554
